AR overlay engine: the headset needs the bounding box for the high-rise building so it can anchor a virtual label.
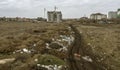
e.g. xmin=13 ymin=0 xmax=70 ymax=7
xmin=47 ymin=11 xmax=62 ymax=23
xmin=47 ymin=6 xmax=62 ymax=23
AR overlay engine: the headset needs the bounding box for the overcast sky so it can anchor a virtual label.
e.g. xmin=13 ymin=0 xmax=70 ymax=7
xmin=0 ymin=0 xmax=120 ymax=18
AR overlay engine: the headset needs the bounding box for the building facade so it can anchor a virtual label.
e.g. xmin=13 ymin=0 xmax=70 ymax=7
xmin=47 ymin=11 xmax=62 ymax=22
xmin=117 ymin=9 xmax=120 ymax=18
xmin=108 ymin=11 xmax=117 ymax=19
xmin=90 ymin=13 xmax=107 ymax=20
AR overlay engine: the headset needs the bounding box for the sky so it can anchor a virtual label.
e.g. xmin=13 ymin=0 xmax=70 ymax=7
xmin=0 ymin=0 xmax=120 ymax=18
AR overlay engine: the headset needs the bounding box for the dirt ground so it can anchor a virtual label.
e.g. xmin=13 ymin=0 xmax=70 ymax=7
xmin=0 ymin=21 xmax=120 ymax=70
xmin=68 ymin=23 xmax=120 ymax=70
xmin=0 ymin=21 xmax=73 ymax=70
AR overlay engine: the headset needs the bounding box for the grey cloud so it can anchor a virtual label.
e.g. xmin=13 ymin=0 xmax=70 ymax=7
xmin=0 ymin=0 xmax=120 ymax=18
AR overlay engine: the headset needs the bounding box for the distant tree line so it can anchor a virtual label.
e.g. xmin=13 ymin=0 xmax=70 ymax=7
xmin=77 ymin=18 xmax=120 ymax=24
xmin=0 ymin=17 xmax=47 ymax=22
xmin=36 ymin=17 xmax=47 ymax=21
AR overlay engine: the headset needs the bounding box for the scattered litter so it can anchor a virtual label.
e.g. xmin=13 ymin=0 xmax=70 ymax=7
xmin=41 ymin=65 xmax=45 ymax=67
xmin=23 ymin=48 xmax=31 ymax=53
xmin=16 ymin=50 xmax=21 ymax=53
xmin=57 ymin=39 xmax=62 ymax=42
xmin=58 ymin=65 xmax=62 ymax=69
xmin=71 ymin=31 xmax=75 ymax=34
xmin=80 ymin=31 xmax=82 ymax=34
xmin=36 ymin=64 xmax=64 ymax=70
xmin=68 ymin=26 xmax=71 ymax=30
xmin=33 ymin=44 xmax=37 ymax=47
xmin=87 ymin=43 xmax=91 ymax=46
xmin=20 ymin=51 xmax=23 ymax=54
xmin=82 ymin=56 xmax=93 ymax=62
xmin=60 ymin=35 xmax=74 ymax=45
xmin=13 ymin=48 xmax=31 ymax=54
xmin=74 ymin=53 xmax=81 ymax=58
xmin=0 ymin=58 xmax=15 ymax=64
xmin=23 ymin=48 xmax=28 ymax=52
xmin=52 ymin=38 xmax=55 ymax=41
xmin=46 ymin=46 xmax=51 ymax=49
xmin=45 ymin=43 xmax=49 ymax=46
xmin=34 ymin=58 xmax=38 ymax=62
xmin=58 ymin=46 xmax=67 ymax=52
xmin=37 ymin=64 xmax=41 ymax=67
xmin=13 ymin=52 xmax=16 ymax=54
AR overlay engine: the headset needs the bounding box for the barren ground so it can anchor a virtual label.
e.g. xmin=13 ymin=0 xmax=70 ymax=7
xmin=68 ymin=23 xmax=120 ymax=70
xmin=0 ymin=21 xmax=120 ymax=70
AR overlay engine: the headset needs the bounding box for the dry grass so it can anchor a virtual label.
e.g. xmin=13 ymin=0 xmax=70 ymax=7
xmin=0 ymin=21 xmax=71 ymax=69
xmin=76 ymin=23 xmax=120 ymax=70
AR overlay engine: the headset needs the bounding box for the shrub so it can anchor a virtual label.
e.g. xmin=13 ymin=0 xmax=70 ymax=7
xmin=37 ymin=54 xmax=65 ymax=65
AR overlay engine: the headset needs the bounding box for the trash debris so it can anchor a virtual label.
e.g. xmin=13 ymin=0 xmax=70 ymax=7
xmin=36 ymin=64 xmax=64 ymax=70
xmin=23 ymin=48 xmax=31 ymax=53
xmin=33 ymin=44 xmax=37 ymax=47
xmin=80 ymin=31 xmax=83 ymax=34
xmin=52 ymin=38 xmax=55 ymax=41
xmin=87 ymin=43 xmax=91 ymax=46
xmin=34 ymin=58 xmax=38 ymax=62
xmin=13 ymin=48 xmax=31 ymax=54
xmin=37 ymin=64 xmax=41 ymax=67
xmin=82 ymin=56 xmax=93 ymax=62
xmin=0 ymin=58 xmax=15 ymax=64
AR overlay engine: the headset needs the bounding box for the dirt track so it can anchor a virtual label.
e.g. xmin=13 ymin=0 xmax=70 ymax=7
xmin=67 ymin=24 xmax=110 ymax=70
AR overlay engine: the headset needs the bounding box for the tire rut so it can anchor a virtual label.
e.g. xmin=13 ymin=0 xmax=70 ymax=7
xmin=67 ymin=24 xmax=107 ymax=70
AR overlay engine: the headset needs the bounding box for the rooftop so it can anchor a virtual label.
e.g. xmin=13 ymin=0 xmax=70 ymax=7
xmin=47 ymin=11 xmax=62 ymax=14
xmin=91 ymin=13 xmax=106 ymax=16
